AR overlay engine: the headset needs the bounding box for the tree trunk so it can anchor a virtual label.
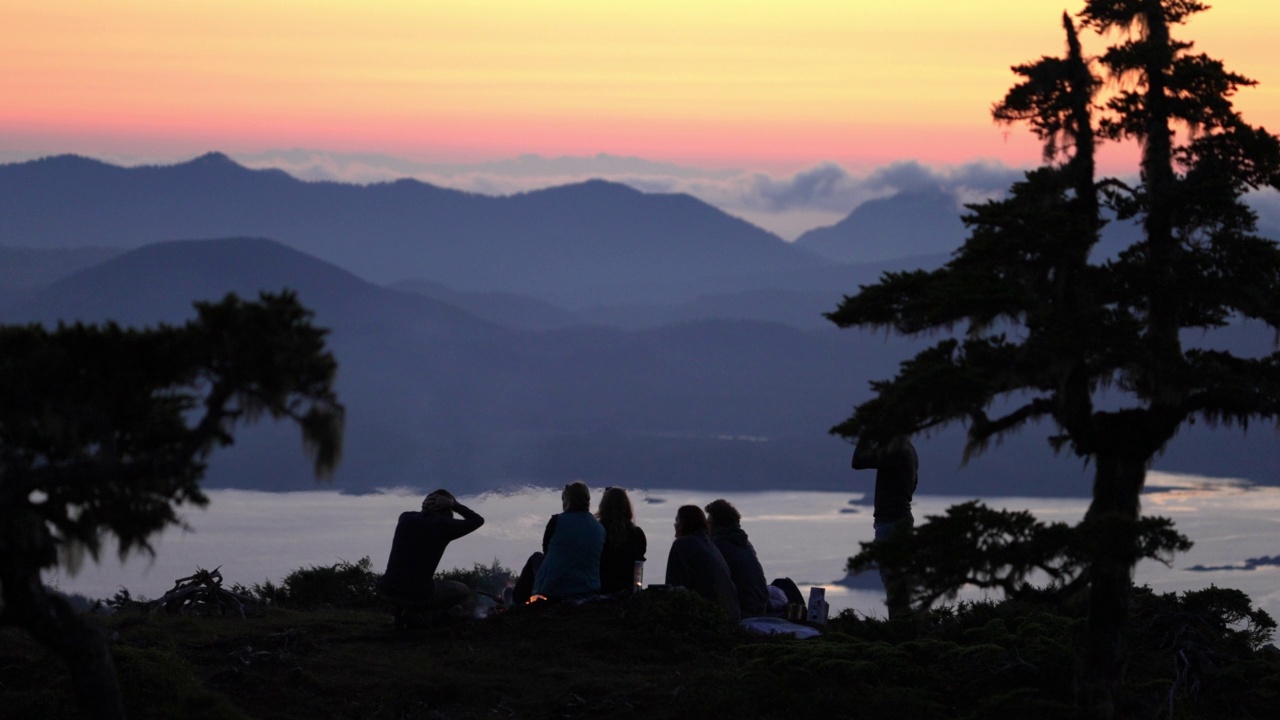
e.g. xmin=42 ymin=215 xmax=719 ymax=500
xmin=1078 ymin=447 xmax=1148 ymax=719
xmin=1 ymin=563 xmax=125 ymax=720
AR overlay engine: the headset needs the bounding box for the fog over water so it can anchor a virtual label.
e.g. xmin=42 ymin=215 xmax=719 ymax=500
xmin=44 ymin=472 xmax=1280 ymax=620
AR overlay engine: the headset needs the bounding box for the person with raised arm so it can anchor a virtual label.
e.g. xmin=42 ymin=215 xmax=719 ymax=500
xmin=378 ymin=488 xmax=485 ymax=628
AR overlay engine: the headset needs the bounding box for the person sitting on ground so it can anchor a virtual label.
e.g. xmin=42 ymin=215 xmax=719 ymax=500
xmin=512 ymin=482 xmax=606 ymax=603
xmin=596 ymin=487 xmax=647 ymax=594
xmin=665 ymin=504 xmax=741 ymax=623
xmin=377 ymin=489 xmax=485 ymax=628
xmin=704 ymin=498 xmax=769 ymax=618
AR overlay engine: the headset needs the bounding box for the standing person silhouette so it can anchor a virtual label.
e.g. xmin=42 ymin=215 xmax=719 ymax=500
xmin=852 ymin=435 xmax=918 ymax=619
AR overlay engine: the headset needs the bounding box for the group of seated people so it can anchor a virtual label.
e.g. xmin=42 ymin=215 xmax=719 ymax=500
xmin=378 ymin=482 xmax=778 ymax=626
xmin=509 ymin=482 xmax=770 ymax=623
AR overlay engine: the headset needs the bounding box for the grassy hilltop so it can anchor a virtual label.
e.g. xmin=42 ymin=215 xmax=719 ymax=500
xmin=3 ymin=560 xmax=1278 ymax=720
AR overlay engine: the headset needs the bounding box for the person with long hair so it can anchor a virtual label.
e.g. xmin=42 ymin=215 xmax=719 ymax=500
xmin=665 ymin=504 xmax=740 ymax=622
xmin=595 ymin=487 xmax=646 ymax=594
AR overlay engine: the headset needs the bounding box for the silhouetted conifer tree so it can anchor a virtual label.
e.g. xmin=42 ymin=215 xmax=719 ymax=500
xmin=828 ymin=4 xmax=1280 ymax=716
xmin=0 ymin=291 xmax=343 ymax=720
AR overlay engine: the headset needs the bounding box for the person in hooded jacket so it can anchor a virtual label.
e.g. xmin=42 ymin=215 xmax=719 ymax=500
xmin=704 ymin=498 xmax=770 ymax=618
xmin=665 ymin=505 xmax=741 ymax=623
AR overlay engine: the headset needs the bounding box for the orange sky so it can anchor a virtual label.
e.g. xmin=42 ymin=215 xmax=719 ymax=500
xmin=2 ymin=1 xmax=1278 ymax=172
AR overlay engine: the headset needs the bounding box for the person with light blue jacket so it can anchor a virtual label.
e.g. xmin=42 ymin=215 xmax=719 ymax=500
xmin=510 ymin=481 xmax=606 ymax=602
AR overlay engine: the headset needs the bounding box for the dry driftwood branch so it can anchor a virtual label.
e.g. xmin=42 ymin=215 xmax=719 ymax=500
xmin=151 ymin=566 xmax=254 ymax=618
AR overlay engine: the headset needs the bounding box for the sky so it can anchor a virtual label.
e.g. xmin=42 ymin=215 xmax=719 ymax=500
xmin=3 ymin=1 xmax=1280 ymax=236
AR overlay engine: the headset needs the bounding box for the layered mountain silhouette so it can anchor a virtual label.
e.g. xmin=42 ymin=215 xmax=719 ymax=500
xmin=0 ymin=153 xmax=827 ymax=307
xmin=0 ymin=238 xmax=863 ymax=492
xmin=3 ymin=154 xmax=1275 ymax=496
xmin=0 ymin=236 xmax=1120 ymax=496
xmin=392 ymin=256 xmax=954 ymax=331
xmin=7 ymin=235 xmax=1268 ymax=497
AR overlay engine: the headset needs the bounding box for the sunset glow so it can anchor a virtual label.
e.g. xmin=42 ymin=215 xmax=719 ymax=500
xmin=3 ymin=1 xmax=1279 ymax=170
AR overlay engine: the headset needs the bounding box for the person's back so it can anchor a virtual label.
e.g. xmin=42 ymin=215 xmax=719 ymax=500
xmin=378 ymin=489 xmax=484 ymax=620
xmin=709 ymin=526 xmax=769 ymax=617
xmin=596 ymin=487 xmax=647 ymax=594
xmin=705 ymin=498 xmax=769 ymax=618
xmin=532 ymin=482 xmax=606 ymax=599
xmin=666 ymin=505 xmax=741 ymax=623
xmin=853 ymin=436 xmax=919 ymax=526
xmin=534 ymin=510 xmax=606 ymax=597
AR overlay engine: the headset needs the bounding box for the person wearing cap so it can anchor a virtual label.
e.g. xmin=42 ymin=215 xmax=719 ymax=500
xmin=377 ymin=488 xmax=485 ymax=628
xmin=852 ymin=434 xmax=919 ymax=619
xmin=704 ymin=498 xmax=769 ymax=618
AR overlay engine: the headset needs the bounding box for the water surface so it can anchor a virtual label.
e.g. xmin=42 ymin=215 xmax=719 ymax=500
xmin=44 ymin=471 xmax=1280 ymax=619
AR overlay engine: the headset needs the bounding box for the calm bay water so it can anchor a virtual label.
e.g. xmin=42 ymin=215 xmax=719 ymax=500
xmin=44 ymin=471 xmax=1280 ymax=619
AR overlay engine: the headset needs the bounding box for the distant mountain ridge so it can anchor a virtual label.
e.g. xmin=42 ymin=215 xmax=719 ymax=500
xmin=4 ymin=236 xmax=1274 ymax=496
xmin=0 ymin=237 xmax=873 ymax=492
xmin=0 ymin=153 xmax=827 ymax=307
xmin=5 ymin=154 xmax=1277 ymax=497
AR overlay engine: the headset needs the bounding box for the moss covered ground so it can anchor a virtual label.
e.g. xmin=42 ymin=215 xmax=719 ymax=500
xmin=3 ymin=577 xmax=1278 ymax=719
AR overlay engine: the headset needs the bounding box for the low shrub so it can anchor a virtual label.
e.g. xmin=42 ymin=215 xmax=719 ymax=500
xmin=623 ymin=586 xmax=737 ymax=650
xmin=248 ymin=557 xmax=382 ymax=609
xmin=435 ymin=558 xmax=516 ymax=599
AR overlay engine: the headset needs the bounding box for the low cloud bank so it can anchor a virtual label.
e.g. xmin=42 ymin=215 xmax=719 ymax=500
xmin=231 ymin=150 xmax=1027 ymax=239
xmin=6 ymin=147 xmax=1277 ymax=240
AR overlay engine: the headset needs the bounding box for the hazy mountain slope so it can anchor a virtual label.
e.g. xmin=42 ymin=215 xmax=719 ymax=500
xmin=573 ymin=252 xmax=954 ymax=330
xmin=0 ymin=153 xmax=827 ymax=307
xmin=795 ymin=185 xmax=965 ymax=262
xmin=0 ymin=237 xmax=525 ymax=492
xmin=0 ymin=237 xmax=1087 ymax=495
xmin=3 ymin=237 xmax=477 ymax=330
xmin=8 ymin=237 xmax=1274 ymax=495
xmin=0 ymin=245 xmax=126 ymax=310
xmin=0 ymin=246 xmax=125 ymax=289
xmin=794 ymin=183 xmax=1153 ymax=267
xmin=389 ymin=279 xmax=584 ymax=330
xmin=586 ymin=288 xmax=842 ymax=330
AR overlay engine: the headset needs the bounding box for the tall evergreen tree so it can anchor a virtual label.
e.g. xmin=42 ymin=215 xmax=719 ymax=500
xmin=827 ymin=3 xmax=1280 ymax=715
xmin=0 ymin=291 xmax=344 ymax=720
